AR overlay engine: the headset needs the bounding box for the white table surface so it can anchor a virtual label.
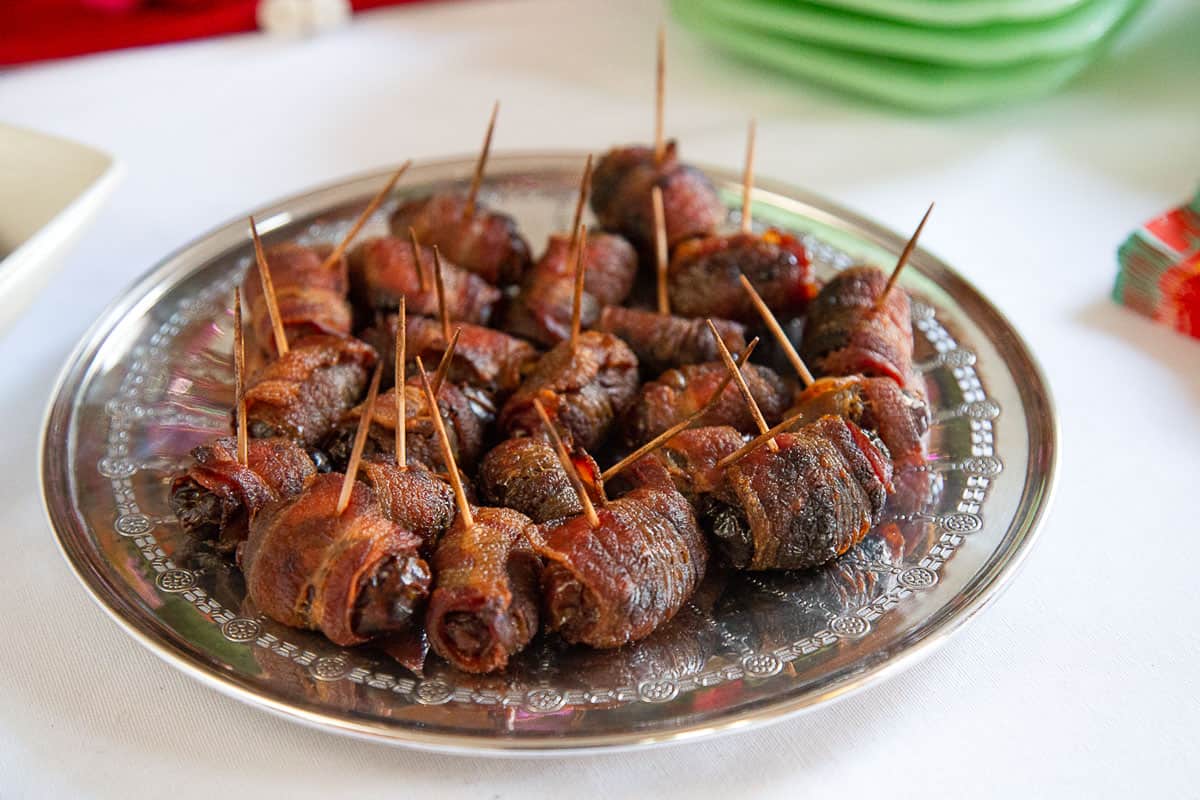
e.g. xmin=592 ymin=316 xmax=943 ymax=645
xmin=2 ymin=1 xmax=1199 ymax=796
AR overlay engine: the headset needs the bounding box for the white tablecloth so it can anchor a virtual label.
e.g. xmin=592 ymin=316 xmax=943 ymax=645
xmin=2 ymin=1 xmax=1198 ymax=796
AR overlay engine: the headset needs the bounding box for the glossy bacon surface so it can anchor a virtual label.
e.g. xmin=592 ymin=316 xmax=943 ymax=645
xmin=389 ymin=192 xmax=531 ymax=286
xmin=800 ymin=266 xmax=915 ymax=388
xmin=596 ymin=306 xmax=746 ymax=375
xmin=348 ymin=236 xmax=500 ymax=324
xmin=358 ymin=458 xmax=457 ymax=552
xmin=625 ymin=425 xmax=744 ymax=501
xmin=364 ymin=314 xmax=538 ymax=399
xmin=242 ymin=473 xmax=431 ymax=646
xmin=499 ymin=331 xmax=639 ymax=450
xmin=591 ymin=142 xmax=725 ymax=249
xmin=503 ymin=232 xmax=637 ymax=347
xmin=243 ymin=242 xmax=352 ymax=356
xmin=668 ymin=230 xmax=816 ymax=322
xmin=323 ymin=378 xmax=484 ymax=472
xmin=242 ymin=334 xmax=377 ymax=446
xmin=425 ymin=507 xmax=541 ymax=674
xmin=788 ymin=375 xmax=929 ymax=469
xmin=538 ymin=485 xmax=708 ymax=649
xmin=170 ymin=435 xmax=316 ymax=548
xmin=479 ymin=436 xmax=604 ymax=524
xmin=623 ymin=361 xmax=788 ymax=447
xmin=712 ymin=416 xmax=893 ymax=571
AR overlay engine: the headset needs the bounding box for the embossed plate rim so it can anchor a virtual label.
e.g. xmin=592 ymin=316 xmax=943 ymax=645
xmin=41 ymin=151 xmax=1058 ymax=755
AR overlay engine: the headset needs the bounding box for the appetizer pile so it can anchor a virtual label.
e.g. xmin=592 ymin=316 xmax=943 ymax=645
xmin=169 ymin=42 xmax=933 ymax=676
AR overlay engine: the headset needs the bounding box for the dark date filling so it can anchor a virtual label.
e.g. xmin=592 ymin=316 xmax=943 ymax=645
xmin=441 ymin=611 xmax=492 ymax=659
xmin=249 ymin=420 xmax=280 ymax=439
xmin=352 ymin=555 xmax=432 ymax=638
xmin=169 ymin=479 xmax=223 ymax=539
xmin=307 ymin=447 xmax=334 ymax=474
xmin=703 ymin=497 xmax=753 ymax=570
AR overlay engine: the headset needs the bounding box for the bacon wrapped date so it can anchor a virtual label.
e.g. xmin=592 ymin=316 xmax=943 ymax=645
xmin=169 ymin=435 xmax=316 ymax=550
xmin=710 ymin=415 xmax=893 ymax=571
xmin=243 ymin=242 xmax=352 ymax=356
xmin=800 ymin=266 xmax=915 ymax=388
xmin=358 ymin=458 xmax=457 ymax=552
xmin=389 ymin=192 xmax=531 ymax=286
xmin=323 ymin=378 xmax=484 ymax=472
xmin=537 ymin=485 xmax=708 ymax=649
xmin=591 ymin=142 xmax=725 ymax=249
xmin=504 ymin=232 xmax=637 ymax=347
xmin=499 ymin=331 xmax=639 ymax=451
xmin=623 ymin=361 xmax=788 ymax=447
xmin=479 ymin=436 xmax=605 ymax=524
xmin=668 ymin=230 xmax=816 ymax=322
xmin=624 ymin=425 xmax=744 ymax=502
xmin=787 ymin=375 xmax=929 ymax=469
xmin=363 ymin=313 xmax=538 ymax=401
xmin=348 ymin=236 xmax=500 ymax=325
xmin=241 ymin=473 xmax=432 ymax=646
xmin=425 ymin=507 xmax=541 ymax=674
xmin=242 ymin=334 xmax=377 ymax=446
xmin=596 ymin=306 xmax=747 ymax=375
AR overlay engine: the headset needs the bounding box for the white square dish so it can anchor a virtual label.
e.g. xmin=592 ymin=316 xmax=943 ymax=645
xmin=0 ymin=123 xmax=122 ymax=335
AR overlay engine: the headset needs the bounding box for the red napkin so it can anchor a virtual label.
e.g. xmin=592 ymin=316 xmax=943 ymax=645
xmin=0 ymin=0 xmax=426 ymax=66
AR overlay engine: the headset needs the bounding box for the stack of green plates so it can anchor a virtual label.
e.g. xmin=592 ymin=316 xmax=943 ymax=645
xmin=673 ymin=0 xmax=1145 ymax=111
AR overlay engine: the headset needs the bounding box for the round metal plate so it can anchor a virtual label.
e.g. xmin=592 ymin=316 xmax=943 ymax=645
xmin=41 ymin=153 xmax=1057 ymax=754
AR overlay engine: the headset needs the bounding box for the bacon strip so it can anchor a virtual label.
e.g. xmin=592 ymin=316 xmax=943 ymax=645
xmin=425 ymin=507 xmax=541 ymax=673
xmin=668 ymin=230 xmax=815 ymax=322
xmin=504 ymin=232 xmax=636 ymax=347
xmin=389 ymin=192 xmax=531 ymax=286
xmin=623 ymin=361 xmax=788 ymax=447
xmin=242 ymin=473 xmax=431 ymax=646
xmin=170 ymin=435 xmax=316 ymax=548
xmin=499 ymin=331 xmax=639 ymax=450
xmin=242 ymin=334 xmax=377 ymax=446
xmin=712 ymin=416 xmax=893 ymax=570
xmin=348 ymin=236 xmax=500 ymax=324
xmin=591 ymin=142 xmax=725 ymax=249
xmin=538 ymin=485 xmax=708 ymax=649
xmin=242 ymin=243 xmax=352 ymax=356
xmin=358 ymin=459 xmax=457 ymax=553
xmin=596 ymin=306 xmax=746 ymax=375
xmin=624 ymin=425 xmax=743 ymax=501
xmin=479 ymin=436 xmax=605 ymax=524
xmin=800 ymin=266 xmax=915 ymax=388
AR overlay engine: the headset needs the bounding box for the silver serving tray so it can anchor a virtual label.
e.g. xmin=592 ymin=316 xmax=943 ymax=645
xmin=41 ymin=153 xmax=1057 ymax=754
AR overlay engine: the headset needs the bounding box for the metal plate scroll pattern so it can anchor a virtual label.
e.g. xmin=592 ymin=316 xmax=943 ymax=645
xmin=42 ymin=154 xmax=1056 ymax=753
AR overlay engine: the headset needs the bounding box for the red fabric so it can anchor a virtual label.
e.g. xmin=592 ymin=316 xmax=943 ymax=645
xmin=0 ymin=0 xmax=426 ymax=66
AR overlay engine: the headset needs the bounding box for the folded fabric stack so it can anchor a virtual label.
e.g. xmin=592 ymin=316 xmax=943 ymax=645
xmin=673 ymin=0 xmax=1144 ymax=111
xmin=1114 ymin=191 xmax=1200 ymax=340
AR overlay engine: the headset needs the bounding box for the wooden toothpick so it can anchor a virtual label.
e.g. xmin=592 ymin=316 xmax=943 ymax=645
xmin=233 ymin=288 xmax=248 ymax=467
xmin=875 ymin=201 xmax=934 ymax=312
xmin=716 ymin=406 xmax=809 ymax=470
xmin=707 ymin=319 xmax=777 ymax=452
xmin=431 ymin=326 xmax=461 ymax=395
xmin=395 ymin=296 xmax=406 ymax=471
xmin=337 ymin=362 xmax=384 ymax=515
xmin=654 ymin=25 xmax=666 ymax=166
xmin=417 ymin=356 xmax=473 ymax=530
xmin=533 ymin=398 xmax=600 ymax=528
xmin=652 ymin=185 xmax=669 ymax=315
xmin=321 ymin=160 xmax=411 ymax=271
xmin=432 ymin=244 xmax=451 ymax=342
xmin=568 ymin=154 xmax=593 ymax=255
xmin=740 ymin=118 xmax=756 ymax=235
xmin=407 ymin=227 xmax=429 ymax=293
xmin=569 ymin=223 xmax=589 ymax=352
xmin=249 ymin=216 xmax=289 ymax=357
xmin=463 ymin=101 xmax=499 ymax=223
xmin=739 ymin=274 xmax=815 ymax=387
xmin=601 ymin=337 xmax=760 ymax=481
